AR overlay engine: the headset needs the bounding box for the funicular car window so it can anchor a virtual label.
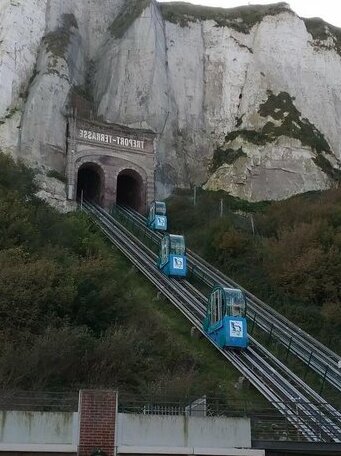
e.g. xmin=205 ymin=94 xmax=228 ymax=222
xmin=225 ymin=289 xmax=246 ymax=317
xmin=169 ymin=235 xmax=185 ymax=255
xmin=155 ymin=202 xmax=166 ymax=215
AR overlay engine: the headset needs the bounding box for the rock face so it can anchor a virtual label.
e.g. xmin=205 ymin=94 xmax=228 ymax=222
xmin=1 ymin=0 xmax=341 ymax=202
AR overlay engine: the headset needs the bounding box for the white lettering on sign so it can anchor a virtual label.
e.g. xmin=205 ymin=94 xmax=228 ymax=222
xmin=79 ymin=129 xmax=145 ymax=150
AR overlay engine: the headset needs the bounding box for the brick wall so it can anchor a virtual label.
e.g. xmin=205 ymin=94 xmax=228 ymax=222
xmin=78 ymin=390 xmax=117 ymax=456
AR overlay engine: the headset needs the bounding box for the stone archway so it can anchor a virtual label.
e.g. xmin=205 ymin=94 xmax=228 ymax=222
xmin=67 ymin=118 xmax=156 ymax=211
xmin=76 ymin=162 xmax=104 ymax=204
xmin=116 ymin=168 xmax=145 ymax=213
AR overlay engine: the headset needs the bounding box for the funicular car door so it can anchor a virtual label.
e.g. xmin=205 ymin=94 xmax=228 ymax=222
xmin=207 ymin=288 xmax=224 ymax=334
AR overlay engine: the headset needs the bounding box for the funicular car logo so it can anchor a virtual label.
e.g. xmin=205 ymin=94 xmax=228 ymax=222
xmin=156 ymin=216 xmax=165 ymax=226
xmin=173 ymin=257 xmax=184 ymax=270
xmin=229 ymin=320 xmax=243 ymax=338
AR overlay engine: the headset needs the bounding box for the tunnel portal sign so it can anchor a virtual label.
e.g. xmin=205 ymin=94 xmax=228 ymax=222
xmin=79 ymin=128 xmax=145 ymax=150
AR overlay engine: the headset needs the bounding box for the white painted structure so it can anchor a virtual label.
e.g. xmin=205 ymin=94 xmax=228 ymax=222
xmin=0 ymin=411 xmax=79 ymax=453
xmin=116 ymin=414 xmax=265 ymax=456
xmin=0 ymin=409 xmax=264 ymax=456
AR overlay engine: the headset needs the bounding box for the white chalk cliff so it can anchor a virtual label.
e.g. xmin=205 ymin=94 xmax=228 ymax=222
xmin=1 ymin=0 xmax=341 ymax=202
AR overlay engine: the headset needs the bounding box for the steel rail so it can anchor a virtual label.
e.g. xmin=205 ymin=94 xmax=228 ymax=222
xmin=82 ymin=202 xmax=341 ymax=442
xmin=89 ymin=202 xmax=341 ymax=441
xmin=115 ymin=204 xmax=341 ymax=393
xmin=168 ymin=274 xmax=341 ymax=441
xmin=181 ymin=281 xmax=341 ymax=434
xmin=113 ymin=204 xmax=341 ymax=436
xmin=117 ymin=203 xmax=338 ymax=365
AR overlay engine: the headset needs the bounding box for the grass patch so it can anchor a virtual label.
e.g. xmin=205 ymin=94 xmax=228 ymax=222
xmin=159 ymin=2 xmax=291 ymax=34
xmin=304 ymin=17 xmax=341 ymax=55
xmin=109 ymin=0 xmax=151 ymax=38
xmin=46 ymin=170 xmax=67 ymax=183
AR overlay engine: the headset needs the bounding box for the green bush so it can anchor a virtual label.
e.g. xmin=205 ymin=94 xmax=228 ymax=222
xmin=0 ymin=153 xmax=257 ymax=400
xmin=167 ymin=187 xmax=341 ymax=354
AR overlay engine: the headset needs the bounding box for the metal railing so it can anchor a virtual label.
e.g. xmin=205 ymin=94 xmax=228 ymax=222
xmin=0 ymin=391 xmax=79 ymax=412
xmin=82 ymin=202 xmax=341 ymax=443
xmin=118 ymin=395 xmax=339 ymax=442
xmin=115 ymin=204 xmax=341 ymax=394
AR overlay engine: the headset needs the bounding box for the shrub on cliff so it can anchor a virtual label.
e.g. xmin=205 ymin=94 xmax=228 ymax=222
xmin=167 ymin=188 xmax=341 ymax=353
xmin=0 ymin=153 xmax=249 ymax=400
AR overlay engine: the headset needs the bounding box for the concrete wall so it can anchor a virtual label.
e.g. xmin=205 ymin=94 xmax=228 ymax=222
xmin=0 ymin=411 xmax=78 ymax=452
xmin=117 ymin=413 xmax=252 ymax=450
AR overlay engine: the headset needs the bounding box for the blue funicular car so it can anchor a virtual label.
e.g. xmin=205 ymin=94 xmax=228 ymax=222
xmin=147 ymin=201 xmax=167 ymax=231
xmin=203 ymin=286 xmax=248 ymax=349
xmin=158 ymin=234 xmax=187 ymax=277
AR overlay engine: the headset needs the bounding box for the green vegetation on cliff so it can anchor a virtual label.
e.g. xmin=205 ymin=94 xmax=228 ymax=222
xmin=109 ymin=0 xmax=151 ymax=39
xmin=159 ymin=2 xmax=291 ymax=33
xmin=304 ymin=17 xmax=341 ymax=55
xmin=210 ymin=147 xmax=246 ymax=172
xmin=43 ymin=14 xmax=78 ymax=61
xmin=211 ymin=91 xmax=341 ymax=180
xmin=0 ymin=153 xmax=258 ymax=401
xmin=167 ymin=188 xmax=341 ymax=355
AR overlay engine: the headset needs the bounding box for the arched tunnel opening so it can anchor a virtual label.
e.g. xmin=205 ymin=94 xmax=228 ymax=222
xmin=116 ymin=169 xmax=144 ymax=213
xmin=77 ymin=164 xmax=103 ymax=204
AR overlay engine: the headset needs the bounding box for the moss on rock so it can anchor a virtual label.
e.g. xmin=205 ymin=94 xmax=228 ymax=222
xmin=211 ymin=147 xmax=246 ymax=171
xmin=159 ymin=1 xmax=292 ymax=34
xmin=46 ymin=170 xmax=67 ymax=183
xmin=258 ymin=91 xmax=331 ymax=154
xmin=42 ymin=13 xmax=78 ymax=61
xmin=304 ymin=17 xmax=341 ymax=55
xmin=211 ymin=91 xmax=341 ymax=181
xmin=223 ymin=91 xmax=332 ymax=155
xmin=109 ymin=0 xmax=151 ymax=39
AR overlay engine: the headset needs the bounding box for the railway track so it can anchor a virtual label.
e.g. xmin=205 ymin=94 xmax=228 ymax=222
xmin=82 ymin=201 xmax=341 ymax=443
xmin=115 ymin=204 xmax=341 ymax=394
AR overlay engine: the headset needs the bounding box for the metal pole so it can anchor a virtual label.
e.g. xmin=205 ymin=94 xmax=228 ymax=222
xmin=267 ymin=323 xmax=274 ymax=344
xmin=80 ymin=189 xmax=84 ymax=209
xmin=319 ymin=366 xmax=329 ymax=395
xmin=193 ymin=185 xmax=197 ymax=207
xmin=250 ymin=214 xmax=255 ymax=236
xmin=285 ymin=337 xmax=293 ymax=362
xmin=220 ymin=199 xmax=223 ymax=218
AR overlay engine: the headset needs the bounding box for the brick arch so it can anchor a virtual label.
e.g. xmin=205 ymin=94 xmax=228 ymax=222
xmin=115 ymin=163 xmax=148 ymax=182
xmin=66 ymin=117 xmax=156 ymax=211
xmin=75 ymin=158 xmax=107 ymax=206
xmin=75 ymin=156 xmax=107 ymax=177
xmin=116 ymin=166 xmax=147 ymax=213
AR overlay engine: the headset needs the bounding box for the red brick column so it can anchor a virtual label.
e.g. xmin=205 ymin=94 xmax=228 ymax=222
xmin=78 ymin=390 xmax=118 ymax=456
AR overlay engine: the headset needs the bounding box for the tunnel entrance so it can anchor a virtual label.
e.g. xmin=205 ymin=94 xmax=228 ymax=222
xmin=77 ymin=163 xmax=103 ymax=204
xmin=116 ymin=169 xmax=144 ymax=212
